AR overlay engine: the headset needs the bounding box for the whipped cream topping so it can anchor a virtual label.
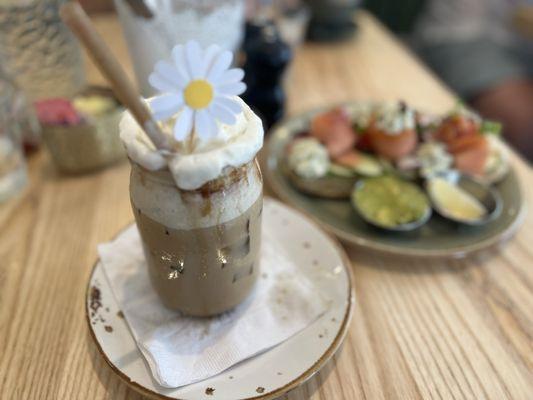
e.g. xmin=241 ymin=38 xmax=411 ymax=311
xmin=483 ymin=134 xmax=509 ymax=184
xmin=375 ymin=102 xmax=416 ymax=134
xmin=120 ymin=97 xmax=263 ymax=190
xmin=416 ymin=141 xmax=453 ymax=179
xmin=288 ymin=138 xmax=330 ymax=179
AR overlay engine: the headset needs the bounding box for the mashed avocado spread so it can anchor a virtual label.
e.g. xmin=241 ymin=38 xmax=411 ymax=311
xmin=352 ymin=176 xmax=429 ymax=228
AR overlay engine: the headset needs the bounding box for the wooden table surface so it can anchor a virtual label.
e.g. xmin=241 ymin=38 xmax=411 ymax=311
xmin=1 ymin=11 xmax=532 ymax=400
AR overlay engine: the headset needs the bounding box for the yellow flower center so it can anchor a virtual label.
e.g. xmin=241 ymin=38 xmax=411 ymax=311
xmin=184 ymin=80 xmax=214 ymax=109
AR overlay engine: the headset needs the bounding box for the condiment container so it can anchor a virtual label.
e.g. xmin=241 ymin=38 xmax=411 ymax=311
xmin=38 ymin=86 xmax=126 ymax=174
xmin=352 ymin=175 xmax=432 ymax=232
xmin=426 ymin=171 xmax=502 ymax=226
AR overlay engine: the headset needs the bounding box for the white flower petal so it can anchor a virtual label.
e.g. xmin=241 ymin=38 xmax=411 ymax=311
xmin=153 ymin=107 xmax=180 ymax=122
xmin=149 ymin=94 xmax=183 ymax=121
xmin=217 ymin=82 xmax=247 ymax=96
xmin=213 ymin=96 xmax=242 ymax=114
xmin=207 ymin=50 xmax=233 ymax=82
xmin=148 ymin=73 xmax=175 ymax=92
xmin=150 ymin=93 xmax=182 ymax=110
xmin=185 ymin=41 xmax=204 ymax=79
xmin=194 ymin=109 xmax=213 ymax=140
xmin=171 ymin=45 xmax=191 ymax=81
xmin=173 ymin=107 xmax=194 ymax=141
xmin=209 ymin=102 xmax=237 ymax=125
xmin=154 ymin=61 xmax=186 ymax=88
xmin=200 ymin=44 xmax=221 ymax=78
xmin=204 ymin=111 xmax=218 ymax=139
xmin=213 ymin=68 xmax=244 ymax=85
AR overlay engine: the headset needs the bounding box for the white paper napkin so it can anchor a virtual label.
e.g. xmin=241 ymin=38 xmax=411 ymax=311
xmin=98 ymin=224 xmax=328 ymax=388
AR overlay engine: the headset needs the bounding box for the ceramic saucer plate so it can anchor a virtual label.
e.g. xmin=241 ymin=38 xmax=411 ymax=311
xmin=86 ymin=197 xmax=355 ymax=400
xmin=264 ymin=102 xmax=527 ymax=258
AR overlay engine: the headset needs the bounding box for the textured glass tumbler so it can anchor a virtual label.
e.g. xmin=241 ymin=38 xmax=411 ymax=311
xmin=114 ymin=0 xmax=245 ymax=96
xmin=0 ymin=89 xmax=27 ymax=203
xmin=0 ymin=0 xmax=86 ymax=100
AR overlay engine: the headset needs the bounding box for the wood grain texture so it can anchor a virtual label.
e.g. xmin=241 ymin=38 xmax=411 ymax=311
xmin=1 ymin=11 xmax=532 ymax=400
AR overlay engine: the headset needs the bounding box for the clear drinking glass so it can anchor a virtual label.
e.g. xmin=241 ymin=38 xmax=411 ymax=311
xmin=0 ymin=0 xmax=86 ymax=100
xmin=0 ymin=76 xmax=28 ymax=203
xmin=114 ymin=0 xmax=245 ymax=96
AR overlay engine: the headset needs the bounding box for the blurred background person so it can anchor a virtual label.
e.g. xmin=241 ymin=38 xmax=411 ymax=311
xmin=367 ymin=0 xmax=533 ymax=162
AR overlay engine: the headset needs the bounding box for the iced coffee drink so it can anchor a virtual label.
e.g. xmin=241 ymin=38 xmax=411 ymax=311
xmin=121 ymin=95 xmax=264 ymax=316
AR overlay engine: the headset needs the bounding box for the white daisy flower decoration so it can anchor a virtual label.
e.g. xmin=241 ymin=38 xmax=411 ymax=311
xmin=148 ymin=40 xmax=246 ymax=142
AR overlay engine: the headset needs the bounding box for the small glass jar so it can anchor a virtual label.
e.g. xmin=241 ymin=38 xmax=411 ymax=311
xmin=41 ymin=108 xmax=125 ymax=174
xmin=129 ymin=159 xmax=263 ymax=316
xmin=40 ymin=87 xmax=126 ymax=174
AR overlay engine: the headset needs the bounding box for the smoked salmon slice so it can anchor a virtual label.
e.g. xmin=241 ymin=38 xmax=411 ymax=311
xmin=447 ymin=134 xmax=486 ymax=154
xmin=434 ymin=115 xmax=488 ymax=176
xmin=367 ymin=125 xmax=417 ymax=161
xmin=310 ymin=108 xmax=357 ymax=158
xmin=454 ymin=147 xmax=489 ymax=176
xmin=334 ymin=150 xmax=361 ymax=167
xmin=452 ymin=136 xmax=489 ymax=176
xmin=434 ymin=115 xmax=478 ymax=144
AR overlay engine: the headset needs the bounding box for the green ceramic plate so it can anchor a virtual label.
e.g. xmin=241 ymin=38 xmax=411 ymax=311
xmin=264 ymin=104 xmax=527 ymax=258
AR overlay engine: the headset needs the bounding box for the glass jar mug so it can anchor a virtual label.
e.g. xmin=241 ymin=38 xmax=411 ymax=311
xmin=130 ymin=159 xmax=263 ymax=317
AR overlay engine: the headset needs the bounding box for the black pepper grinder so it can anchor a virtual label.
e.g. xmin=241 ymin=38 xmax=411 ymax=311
xmin=242 ymin=20 xmax=292 ymax=130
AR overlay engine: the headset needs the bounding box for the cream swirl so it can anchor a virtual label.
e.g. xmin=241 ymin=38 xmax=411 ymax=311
xmin=120 ymin=97 xmax=263 ymax=190
xmin=375 ymin=102 xmax=416 ymax=134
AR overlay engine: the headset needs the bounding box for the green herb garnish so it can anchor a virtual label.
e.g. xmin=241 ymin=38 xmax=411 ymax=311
xmin=480 ymin=120 xmax=502 ymax=136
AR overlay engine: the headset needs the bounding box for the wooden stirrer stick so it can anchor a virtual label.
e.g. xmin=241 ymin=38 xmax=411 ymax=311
xmin=60 ymin=2 xmax=171 ymax=150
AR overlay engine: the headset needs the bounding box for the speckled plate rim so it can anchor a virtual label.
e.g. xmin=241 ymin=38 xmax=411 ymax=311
xmin=264 ymin=102 xmax=528 ymax=259
xmin=85 ymin=198 xmax=355 ymax=400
